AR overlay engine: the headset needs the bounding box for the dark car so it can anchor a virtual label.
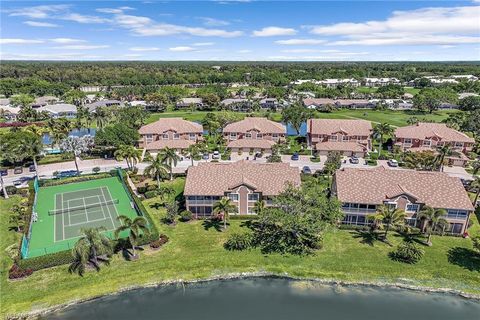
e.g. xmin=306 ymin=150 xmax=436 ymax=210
xmin=0 ymin=168 xmax=7 ymax=176
xmin=291 ymin=153 xmax=299 ymax=161
xmin=29 ymin=165 xmax=36 ymax=172
xmin=202 ymin=153 xmax=209 ymax=160
xmin=14 ymin=167 xmax=23 ymax=174
xmin=349 ymin=156 xmax=359 ymax=164
xmin=57 ymin=170 xmax=79 ymax=178
xmin=302 ymin=166 xmax=312 ymax=174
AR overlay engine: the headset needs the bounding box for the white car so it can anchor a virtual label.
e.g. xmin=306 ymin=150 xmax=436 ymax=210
xmin=387 ymin=159 xmax=399 ymax=167
xmin=212 ymin=151 xmax=220 ymax=159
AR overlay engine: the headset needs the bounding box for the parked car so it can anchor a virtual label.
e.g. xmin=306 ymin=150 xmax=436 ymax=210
xmin=387 ymin=159 xmax=399 ymax=167
xmin=212 ymin=151 xmax=220 ymax=159
xmin=13 ymin=180 xmax=22 ymax=186
xmin=0 ymin=168 xmax=7 ymax=176
xmin=302 ymin=166 xmax=312 ymax=174
xmin=14 ymin=167 xmax=23 ymax=174
xmin=29 ymin=164 xmax=36 ymax=172
xmin=56 ymin=170 xmax=79 ymax=178
xmin=349 ymin=156 xmax=359 ymax=164
xmin=202 ymin=153 xmax=209 ymax=160
xmin=291 ymin=153 xmax=299 ymax=161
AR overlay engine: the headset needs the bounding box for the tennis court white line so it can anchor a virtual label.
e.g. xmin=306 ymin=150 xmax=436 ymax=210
xmin=67 ymin=217 xmax=109 ymax=227
xmin=101 ymin=187 xmax=117 ymax=229
xmin=61 ymin=193 xmax=65 ymax=240
xmin=95 ymin=195 xmax=108 ymax=220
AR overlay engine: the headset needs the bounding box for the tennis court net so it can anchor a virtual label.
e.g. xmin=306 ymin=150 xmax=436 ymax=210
xmin=48 ymin=199 xmax=119 ymax=215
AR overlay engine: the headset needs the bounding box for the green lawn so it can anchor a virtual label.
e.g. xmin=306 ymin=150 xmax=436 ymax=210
xmin=146 ymin=109 xmax=459 ymax=128
xmin=1 ymin=185 xmax=479 ymax=317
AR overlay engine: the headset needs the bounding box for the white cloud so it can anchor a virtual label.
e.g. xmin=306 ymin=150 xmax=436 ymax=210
xmin=200 ymin=17 xmax=230 ymax=27
xmin=193 ymin=42 xmax=215 ymax=46
xmin=252 ymin=26 xmax=297 ymax=37
xmin=8 ymin=4 xmax=69 ymax=19
xmin=52 ymin=45 xmax=110 ymax=50
xmin=169 ymin=46 xmax=196 ymax=52
xmin=309 ymin=5 xmax=480 ymax=46
xmin=275 ymin=38 xmax=326 ymax=45
xmin=129 ymin=47 xmax=160 ymax=51
xmin=0 ymin=38 xmax=44 ymax=44
xmin=49 ymin=38 xmax=86 ymax=44
xmin=24 ymin=21 xmax=59 ymax=27
xmin=62 ymin=13 xmax=111 ymax=24
xmin=1 ymin=52 xmax=103 ymax=60
xmin=96 ymin=7 xmax=134 ymax=14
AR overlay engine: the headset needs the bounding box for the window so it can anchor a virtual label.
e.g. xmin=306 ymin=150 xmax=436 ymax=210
xmin=454 ymin=142 xmax=463 ymax=148
xmin=257 ymin=133 xmax=263 ymax=139
xmin=342 ymin=135 xmax=349 ymax=141
xmin=245 ymin=133 xmax=252 ymax=139
xmin=406 ymin=204 xmax=419 ymax=212
xmin=248 ymin=207 xmax=255 ymax=215
xmin=230 ymin=133 xmax=237 ymax=140
xmin=447 ymin=209 xmax=469 ymax=220
xmin=437 ymin=141 xmax=444 ymax=147
xmin=145 ymin=134 xmax=153 ymax=143
xmin=329 ymin=135 xmax=338 ymax=141
xmin=162 ymin=134 xmax=169 ymax=139
xmin=272 ymin=133 xmax=279 ymax=140
xmin=173 ymin=133 xmax=180 ymax=140
xmin=423 ymin=140 xmax=431 ymax=147
xmin=386 ymin=202 xmax=397 ymax=210
xmin=189 ymin=133 xmax=196 ymax=140
xmin=228 ymin=193 xmax=239 ymax=201
xmin=248 ymin=193 xmax=259 ymax=201
xmin=404 ymin=138 xmax=412 ymax=145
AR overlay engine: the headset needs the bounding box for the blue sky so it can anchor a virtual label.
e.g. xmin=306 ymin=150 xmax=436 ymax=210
xmin=1 ymin=0 xmax=479 ymax=61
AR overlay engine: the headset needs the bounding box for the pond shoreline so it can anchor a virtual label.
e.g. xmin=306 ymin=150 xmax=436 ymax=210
xmin=8 ymin=272 xmax=480 ymax=320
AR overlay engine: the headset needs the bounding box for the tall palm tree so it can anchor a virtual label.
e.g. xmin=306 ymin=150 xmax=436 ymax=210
xmin=213 ymin=197 xmax=237 ymax=230
xmin=435 ymin=145 xmax=457 ymax=172
xmin=23 ymin=124 xmax=48 ymax=138
xmin=368 ymin=205 xmax=406 ymax=241
xmin=373 ymin=123 xmax=394 ymax=156
xmin=16 ymin=133 xmax=43 ymax=179
xmin=253 ymin=199 xmax=266 ymax=215
xmin=417 ymin=206 xmax=448 ymax=245
xmin=159 ymin=147 xmax=181 ymax=180
xmin=470 ymin=176 xmax=480 ymax=208
xmin=92 ymin=107 xmax=110 ymax=129
xmin=187 ymin=144 xmax=200 ymax=167
xmin=144 ymin=154 xmax=170 ymax=188
xmin=114 ymin=215 xmax=150 ymax=258
xmin=68 ymin=227 xmax=112 ymax=276
xmin=114 ymin=145 xmax=141 ymax=171
xmin=74 ymin=106 xmax=91 ymax=130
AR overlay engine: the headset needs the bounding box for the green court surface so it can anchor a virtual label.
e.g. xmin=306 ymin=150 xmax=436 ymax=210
xmin=27 ymin=176 xmax=139 ymax=258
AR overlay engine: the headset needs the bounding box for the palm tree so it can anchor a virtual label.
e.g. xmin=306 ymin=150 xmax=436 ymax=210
xmin=417 ymin=206 xmax=448 ymax=245
xmin=68 ymin=227 xmax=112 ymax=276
xmin=470 ymin=176 xmax=480 ymax=208
xmin=368 ymin=205 xmax=406 ymax=241
xmin=114 ymin=145 xmax=141 ymax=171
xmin=144 ymin=154 xmax=170 ymax=188
xmin=373 ymin=123 xmax=394 ymax=157
xmin=16 ymin=133 xmax=43 ymax=179
xmin=253 ymin=199 xmax=266 ymax=215
xmin=114 ymin=215 xmax=150 ymax=258
xmin=159 ymin=147 xmax=180 ymax=180
xmin=74 ymin=106 xmax=91 ymax=130
xmin=92 ymin=107 xmax=110 ymax=129
xmin=471 ymin=159 xmax=480 ymax=176
xmin=213 ymin=197 xmax=237 ymax=230
xmin=435 ymin=145 xmax=457 ymax=172
xmin=187 ymin=144 xmax=200 ymax=167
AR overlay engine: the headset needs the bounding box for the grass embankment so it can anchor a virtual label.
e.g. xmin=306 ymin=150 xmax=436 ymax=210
xmin=146 ymin=109 xmax=458 ymax=128
xmin=1 ymin=178 xmax=479 ymax=316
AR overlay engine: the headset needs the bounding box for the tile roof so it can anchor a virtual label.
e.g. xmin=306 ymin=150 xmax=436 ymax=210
xmin=178 ymin=98 xmax=203 ymax=104
xmin=314 ymin=141 xmax=367 ymax=152
xmin=139 ymin=118 xmax=203 ymax=135
xmin=227 ymin=139 xmax=275 ymax=149
xmin=184 ymin=160 xmax=301 ymax=196
xmin=395 ymin=123 xmax=474 ymax=143
xmin=145 ymin=139 xmax=194 ymax=150
xmin=308 ymin=119 xmax=373 ymax=136
xmin=38 ymin=103 xmax=77 ymax=114
xmin=223 ymin=117 xmax=286 ymax=134
xmin=334 ymin=167 xmax=474 ymax=211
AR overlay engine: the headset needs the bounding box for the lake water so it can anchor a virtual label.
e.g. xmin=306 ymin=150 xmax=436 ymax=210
xmin=46 ymin=278 xmax=479 ymax=320
xmin=42 ymin=128 xmax=96 ymax=145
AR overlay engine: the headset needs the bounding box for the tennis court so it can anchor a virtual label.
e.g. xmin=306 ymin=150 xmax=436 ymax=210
xmin=26 ymin=176 xmax=139 ymax=258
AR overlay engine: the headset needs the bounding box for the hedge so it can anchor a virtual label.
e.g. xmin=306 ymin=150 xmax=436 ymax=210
xmin=18 ymin=250 xmax=74 ymax=271
xmin=40 ymin=172 xmax=115 ymax=187
xmin=229 ymin=215 xmax=260 ymax=220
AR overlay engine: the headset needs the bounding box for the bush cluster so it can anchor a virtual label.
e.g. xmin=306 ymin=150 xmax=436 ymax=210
xmin=224 ymin=232 xmax=253 ymax=251
xmin=149 ymin=234 xmax=169 ymax=249
xmin=18 ymin=250 xmax=74 ymax=271
xmin=40 ymin=172 xmax=114 ymax=187
xmin=144 ymin=190 xmax=157 ymax=199
xmin=179 ymin=210 xmax=193 ymax=222
xmin=390 ymin=241 xmax=425 ymax=264
xmin=8 ymin=264 xmax=33 ymax=279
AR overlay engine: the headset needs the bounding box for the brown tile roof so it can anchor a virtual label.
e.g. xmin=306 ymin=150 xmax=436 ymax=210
xmin=303 ymin=98 xmax=335 ymax=106
xmin=223 ymin=117 xmax=286 ymax=134
xmin=334 ymin=167 xmax=474 ymax=211
xmin=408 ymin=147 xmax=469 ymax=160
xmin=139 ymin=118 xmax=203 ymax=135
xmin=395 ymin=123 xmax=474 ymax=143
xmin=145 ymin=139 xmax=194 ymax=150
xmin=184 ymin=160 xmax=300 ymax=196
xmin=308 ymin=119 xmax=372 ymax=136
xmin=314 ymin=141 xmax=367 ymax=152
xmin=227 ymin=139 xmax=275 ymax=149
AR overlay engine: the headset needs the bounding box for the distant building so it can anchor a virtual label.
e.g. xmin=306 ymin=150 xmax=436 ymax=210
xmin=259 ymin=98 xmax=280 ymax=110
xmin=220 ymin=98 xmax=252 ymax=112
xmin=363 ymin=78 xmax=401 ymax=87
xmin=32 ymin=96 xmax=59 ymax=108
xmin=176 ymin=98 xmax=204 ymax=109
xmin=85 ymin=100 xmax=124 ymax=112
xmin=37 ymin=104 xmax=77 ymax=118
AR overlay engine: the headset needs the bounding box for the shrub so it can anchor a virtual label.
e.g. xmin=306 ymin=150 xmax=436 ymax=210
xmin=146 ymin=184 xmax=158 ymax=192
xmin=149 ymin=234 xmax=169 ymax=249
xmin=390 ymin=241 xmax=425 ymax=264
xmin=224 ymin=232 xmax=253 ymax=251
xmin=40 ymin=172 xmax=113 ymax=187
xmin=144 ymin=190 xmax=157 ymax=199
xmin=18 ymin=250 xmax=74 ymax=271
xmin=92 ymin=167 xmax=101 ymax=174
xmin=137 ymin=186 xmax=147 ymax=194
xmin=5 ymin=186 xmax=17 ymax=195
xmin=8 ymin=264 xmax=33 ymax=279
xmin=179 ymin=210 xmax=193 ymax=222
